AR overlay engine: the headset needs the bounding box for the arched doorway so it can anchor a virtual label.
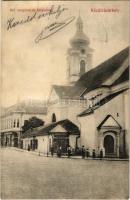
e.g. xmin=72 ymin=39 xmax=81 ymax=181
xmin=104 ymin=135 xmax=114 ymax=154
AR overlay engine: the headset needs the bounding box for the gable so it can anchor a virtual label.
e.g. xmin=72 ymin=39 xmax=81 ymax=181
xmin=50 ymin=124 xmax=67 ymax=133
xmin=49 ymin=88 xmax=59 ymax=103
xmin=103 ymin=117 xmax=119 ymax=127
xmin=97 ymin=115 xmax=121 ymax=130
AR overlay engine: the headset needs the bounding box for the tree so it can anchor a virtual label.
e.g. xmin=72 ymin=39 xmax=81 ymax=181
xmin=22 ymin=117 xmax=44 ymax=132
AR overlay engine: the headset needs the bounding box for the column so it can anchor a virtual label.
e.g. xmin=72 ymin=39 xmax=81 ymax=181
xmin=116 ymin=133 xmax=120 ymax=158
xmin=99 ymin=131 xmax=104 ymax=149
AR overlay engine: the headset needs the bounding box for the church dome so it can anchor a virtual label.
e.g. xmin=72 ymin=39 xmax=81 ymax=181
xmin=70 ymin=16 xmax=90 ymax=47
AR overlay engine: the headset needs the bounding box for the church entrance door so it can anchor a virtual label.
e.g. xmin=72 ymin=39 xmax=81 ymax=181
xmin=104 ymin=135 xmax=115 ymax=156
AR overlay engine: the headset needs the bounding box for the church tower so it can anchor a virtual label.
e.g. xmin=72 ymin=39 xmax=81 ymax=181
xmin=67 ymin=16 xmax=93 ymax=85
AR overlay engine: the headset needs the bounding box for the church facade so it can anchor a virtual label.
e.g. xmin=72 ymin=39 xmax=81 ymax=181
xmin=20 ymin=16 xmax=129 ymax=158
xmin=77 ymin=47 xmax=129 ymax=158
xmin=47 ymin=16 xmax=93 ymax=126
xmin=45 ymin=16 xmax=129 ymax=158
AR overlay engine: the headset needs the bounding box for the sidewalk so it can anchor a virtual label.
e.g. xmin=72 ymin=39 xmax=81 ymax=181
xmin=5 ymin=147 xmax=129 ymax=161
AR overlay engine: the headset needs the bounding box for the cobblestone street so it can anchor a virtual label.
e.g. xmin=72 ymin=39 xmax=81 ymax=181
xmin=1 ymin=148 xmax=129 ymax=199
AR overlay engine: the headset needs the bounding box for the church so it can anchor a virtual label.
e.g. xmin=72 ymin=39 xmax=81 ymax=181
xmin=47 ymin=16 xmax=93 ymax=125
xmin=21 ymin=16 xmax=129 ymax=158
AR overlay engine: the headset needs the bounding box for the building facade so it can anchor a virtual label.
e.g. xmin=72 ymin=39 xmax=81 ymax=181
xmin=0 ymin=100 xmax=47 ymax=147
xmin=45 ymin=21 xmax=129 ymax=157
xmin=3 ymin=16 xmax=129 ymax=158
xmin=21 ymin=119 xmax=80 ymax=154
xmin=29 ymin=17 xmax=129 ymax=158
xmin=77 ymin=47 xmax=129 ymax=158
xmin=46 ymin=16 xmax=92 ymax=126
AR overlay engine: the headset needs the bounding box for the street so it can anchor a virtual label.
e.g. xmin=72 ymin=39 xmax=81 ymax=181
xmin=1 ymin=148 xmax=129 ymax=199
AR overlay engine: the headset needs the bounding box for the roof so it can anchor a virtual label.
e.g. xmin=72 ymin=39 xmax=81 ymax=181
xmin=52 ymin=85 xmax=86 ymax=99
xmin=111 ymin=67 xmax=129 ymax=86
xmin=76 ymin=46 xmax=129 ymax=94
xmin=21 ymin=119 xmax=80 ymax=138
xmin=97 ymin=115 xmax=122 ymax=130
xmin=1 ymin=100 xmax=47 ymax=117
xmin=52 ymin=47 xmax=129 ymax=99
xmin=78 ymin=88 xmax=128 ymax=117
xmin=70 ymin=16 xmax=90 ymax=46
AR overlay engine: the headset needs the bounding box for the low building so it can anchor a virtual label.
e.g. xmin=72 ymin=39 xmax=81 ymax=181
xmin=21 ymin=119 xmax=80 ymax=154
xmin=0 ymin=100 xmax=47 ymax=147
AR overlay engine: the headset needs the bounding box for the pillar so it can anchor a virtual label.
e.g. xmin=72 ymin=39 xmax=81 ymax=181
xmin=116 ymin=133 xmax=120 ymax=158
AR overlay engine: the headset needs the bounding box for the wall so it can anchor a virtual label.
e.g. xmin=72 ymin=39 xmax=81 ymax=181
xmin=78 ymin=90 xmax=129 ymax=156
xmin=36 ymin=135 xmax=50 ymax=154
xmin=23 ymin=137 xmax=33 ymax=150
xmin=1 ymin=112 xmax=46 ymax=132
xmin=69 ymin=135 xmax=77 ymax=149
xmin=22 ymin=134 xmax=79 ymax=154
xmin=78 ymin=114 xmax=96 ymax=152
xmin=47 ymin=102 xmax=61 ymax=123
xmin=94 ymin=92 xmax=125 ymax=129
xmin=47 ymin=99 xmax=87 ymax=126
xmin=22 ymin=135 xmax=50 ymax=154
xmin=124 ymin=90 xmax=129 ymax=156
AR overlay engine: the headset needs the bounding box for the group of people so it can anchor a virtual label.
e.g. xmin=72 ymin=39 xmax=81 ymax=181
xmin=50 ymin=145 xmax=72 ymax=158
xmin=50 ymin=145 xmax=104 ymax=159
xmin=81 ymin=146 xmax=104 ymax=159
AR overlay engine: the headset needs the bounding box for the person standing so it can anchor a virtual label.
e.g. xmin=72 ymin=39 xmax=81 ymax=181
xmin=100 ymin=149 xmax=103 ymax=160
xmin=81 ymin=146 xmax=85 ymax=159
xmin=50 ymin=146 xmax=54 ymax=157
xmin=27 ymin=144 xmax=30 ymax=151
xmin=57 ymin=146 xmax=62 ymax=158
xmin=92 ymin=149 xmax=96 ymax=159
xmin=67 ymin=145 xmax=71 ymax=158
xmin=86 ymin=148 xmax=89 ymax=158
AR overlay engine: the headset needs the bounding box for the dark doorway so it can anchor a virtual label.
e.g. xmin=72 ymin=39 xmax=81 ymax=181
xmin=14 ymin=137 xmax=18 ymax=147
xmin=53 ymin=135 xmax=69 ymax=153
xmin=104 ymin=135 xmax=114 ymax=154
xmin=13 ymin=133 xmax=18 ymax=147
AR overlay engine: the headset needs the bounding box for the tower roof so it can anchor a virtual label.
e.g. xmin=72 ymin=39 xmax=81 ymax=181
xmin=70 ymin=16 xmax=90 ymax=46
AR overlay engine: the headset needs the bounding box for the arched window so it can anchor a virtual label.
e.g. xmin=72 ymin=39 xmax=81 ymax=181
xmin=52 ymin=113 xmax=56 ymax=123
xmin=80 ymin=60 xmax=85 ymax=75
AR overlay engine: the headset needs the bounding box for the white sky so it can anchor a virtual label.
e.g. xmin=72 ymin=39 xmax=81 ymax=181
xmin=2 ymin=1 xmax=129 ymax=107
